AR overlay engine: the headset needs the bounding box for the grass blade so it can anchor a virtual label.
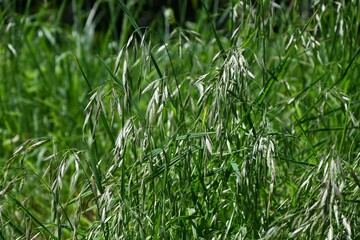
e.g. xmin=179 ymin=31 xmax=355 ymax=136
xmin=8 ymin=195 xmax=58 ymax=240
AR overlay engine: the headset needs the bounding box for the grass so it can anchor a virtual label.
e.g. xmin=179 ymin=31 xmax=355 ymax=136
xmin=1 ymin=0 xmax=360 ymax=239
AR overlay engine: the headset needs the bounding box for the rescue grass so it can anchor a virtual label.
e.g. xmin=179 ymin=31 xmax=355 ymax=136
xmin=1 ymin=0 xmax=360 ymax=239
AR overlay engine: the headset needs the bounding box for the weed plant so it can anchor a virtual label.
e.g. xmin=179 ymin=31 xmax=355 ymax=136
xmin=1 ymin=0 xmax=360 ymax=239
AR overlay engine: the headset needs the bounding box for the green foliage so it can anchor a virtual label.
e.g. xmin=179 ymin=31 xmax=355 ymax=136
xmin=1 ymin=0 xmax=360 ymax=239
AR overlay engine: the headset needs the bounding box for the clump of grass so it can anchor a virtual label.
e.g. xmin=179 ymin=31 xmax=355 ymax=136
xmin=1 ymin=0 xmax=360 ymax=239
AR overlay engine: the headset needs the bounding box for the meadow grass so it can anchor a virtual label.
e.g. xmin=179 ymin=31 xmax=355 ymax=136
xmin=1 ymin=0 xmax=360 ymax=239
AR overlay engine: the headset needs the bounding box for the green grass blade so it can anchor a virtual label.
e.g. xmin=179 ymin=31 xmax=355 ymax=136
xmin=118 ymin=0 xmax=164 ymax=80
xmin=8 ymin=195 xmax=59 ymax=240
xmin=200 ymin=0 xmax=226 ymax=60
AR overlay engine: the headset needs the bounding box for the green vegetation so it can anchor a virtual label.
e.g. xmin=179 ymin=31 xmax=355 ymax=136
xmin=1 ymin=0 xmax=360 ymax=239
